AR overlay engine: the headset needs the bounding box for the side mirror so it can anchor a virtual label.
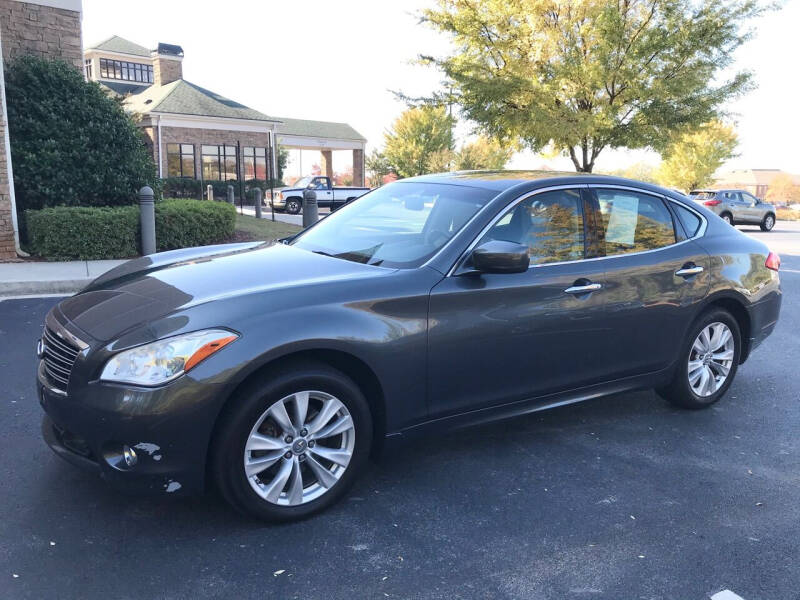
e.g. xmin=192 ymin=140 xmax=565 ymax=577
xmin=470 ymin=240 xmax=529 ymax=274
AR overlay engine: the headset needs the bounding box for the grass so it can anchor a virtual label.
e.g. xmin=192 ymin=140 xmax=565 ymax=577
xmin=777 ymin=208 xmax=800 ymax=222
xmin=234 ymin=213 xmax=302 ymax=241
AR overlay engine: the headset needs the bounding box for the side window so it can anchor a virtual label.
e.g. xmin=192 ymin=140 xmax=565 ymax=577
xmin=742 ymin=192 xmax=758 ymax=204
xmin=311 ymin=177 xmax=328 ymax=190
xmin=671 ymin=203 xmax=702 ymax=239
xmin=480 ymin=189 xmax=584 ymax=265
xmin=595 ymin=189 xmax=676 ymax=255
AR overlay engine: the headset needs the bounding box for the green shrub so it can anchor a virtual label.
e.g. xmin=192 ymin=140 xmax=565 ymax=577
xmin=4 ymin=56 xmax=158 ymax=212
xmin=26 ymin=199 xmax=237 ymax=260
xmin=162 ymin=177 xmax=202 ymax=199
xmin=161 ymin=178 xmax=284 ymax=204
xmin=156 ymin=199 xmax=236 ymax=250
xmin=27 ymin=206 xmax=140 ymax=260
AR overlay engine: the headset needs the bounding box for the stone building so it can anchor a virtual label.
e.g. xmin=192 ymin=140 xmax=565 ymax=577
xmin=0 ymin=0 xmax=82 ymax=260
xmin=85 ymin=36 xmax=366 ymax=191
xmin=0 ymin=18 xmax=366 ymax=259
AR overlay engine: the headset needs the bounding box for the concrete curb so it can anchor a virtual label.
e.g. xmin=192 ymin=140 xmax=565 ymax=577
xmin=1 ymin=278 xmax=91 ymax=296
xmin=0 ymin=259 xmax=126 ymax=298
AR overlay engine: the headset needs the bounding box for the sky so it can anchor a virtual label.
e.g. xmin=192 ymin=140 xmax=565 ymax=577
xmin=82 ymin=0 xmax=800 ymax=177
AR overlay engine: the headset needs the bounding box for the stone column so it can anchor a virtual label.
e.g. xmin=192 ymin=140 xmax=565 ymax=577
xmin=321 ymin=150 xmax=333 ymax=179
xmin=352 ymin=148 xmax=365 ymax=187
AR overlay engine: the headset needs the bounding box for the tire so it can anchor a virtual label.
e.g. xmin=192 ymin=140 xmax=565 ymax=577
xmin=720 ymin=212 xmax=733 ymax=225
xmin=760 ymin=213 xmax=775 ymax=232
xmin=656 ymin=308 xmax=741 ymax=410
xmin=285 ymin=198 xmax=302 ymax=215
xmin=211 ymin=361 xmax=372 ymax=522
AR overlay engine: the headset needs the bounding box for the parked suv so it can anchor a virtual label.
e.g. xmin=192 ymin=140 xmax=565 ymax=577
xmin=690 ymin=189 xmax=776 ymax=231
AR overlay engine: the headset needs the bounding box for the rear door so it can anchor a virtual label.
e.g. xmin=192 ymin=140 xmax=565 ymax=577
xmin=427 ymin=187 xmax=611 ymax=418
xmin=588 ymin=186 xmax=710 ymax=379
xmin=721 ymin=191 xmax=746 ymax=221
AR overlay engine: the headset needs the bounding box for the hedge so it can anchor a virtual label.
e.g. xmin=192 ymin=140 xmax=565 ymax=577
xmin=162 ymin=178 xmax=284 ymax=204
xmin=26 ymin=199 xmax=236 ymax=260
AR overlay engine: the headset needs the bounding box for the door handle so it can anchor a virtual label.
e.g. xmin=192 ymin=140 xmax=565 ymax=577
xmin=675 ymin=265 xmax=704 ymax=277
xmin=564 ymin=283 xmax=602 ymax=295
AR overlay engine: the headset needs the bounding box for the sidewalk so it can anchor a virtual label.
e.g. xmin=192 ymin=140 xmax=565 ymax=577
xmin=0 ymin=259 xmax=126 ymax=297
xmin=239 ymin=205 xmax=331 ymax=226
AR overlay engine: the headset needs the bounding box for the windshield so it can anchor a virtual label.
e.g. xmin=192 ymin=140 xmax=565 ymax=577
xmin=291 ymin=177 xmax=312 ymax=189
xmin=291 ymin=181 xmax=496 ymax=269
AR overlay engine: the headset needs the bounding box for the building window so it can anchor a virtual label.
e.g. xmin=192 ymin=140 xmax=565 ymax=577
xmin=84 ymin=59 xmax=93 ymax=79
xmin=202 ymin=145 xmax=238 ymax=181
xmin=243 ymin=147 xmax=268 ymax=180
xmin=99 ymin=58 xmax=153 ymax=83
xmin=167 ymin=144 xmax=195 ymax=178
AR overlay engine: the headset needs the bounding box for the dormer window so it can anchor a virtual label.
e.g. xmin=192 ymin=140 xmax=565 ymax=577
xmin=99 ymin=58 xmax=153 ymax=84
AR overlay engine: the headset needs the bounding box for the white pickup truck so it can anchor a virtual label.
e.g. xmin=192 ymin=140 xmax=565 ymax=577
xmin=271 ymin=176 xmax=370 ymax=214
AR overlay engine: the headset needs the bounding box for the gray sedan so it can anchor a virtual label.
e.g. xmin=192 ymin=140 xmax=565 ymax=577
xmin=691 ymin=188 xmax=776 ymax=231
xmin=37 ymin=172 xmax=782 ymax=521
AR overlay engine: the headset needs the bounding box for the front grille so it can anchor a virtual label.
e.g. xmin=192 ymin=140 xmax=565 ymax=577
xmin=42 ymin=326 xmax=80 ymax=391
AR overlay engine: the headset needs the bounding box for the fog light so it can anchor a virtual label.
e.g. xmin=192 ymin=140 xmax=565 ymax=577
xmin=123 ymin=445 xmax=138 ymax=467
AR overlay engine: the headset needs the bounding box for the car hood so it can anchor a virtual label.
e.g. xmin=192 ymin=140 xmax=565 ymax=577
xmin=57 ymin=242 xmax=393 ymax=342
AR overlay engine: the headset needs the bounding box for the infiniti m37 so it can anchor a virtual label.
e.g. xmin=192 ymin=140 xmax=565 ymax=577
xmin=37 ymin=172 xmax=781 ymax=521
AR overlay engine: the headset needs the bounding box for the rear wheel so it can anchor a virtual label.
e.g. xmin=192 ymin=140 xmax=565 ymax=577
xmin=720 ymin=212 xmax=733 ymax=225
xmin=212 ymin=361 xmax=372 ymax=521
xmin=761 ymin=213 xmax=775 ymax=231
xmin=657 ymin=309 xmax=741 ymax=409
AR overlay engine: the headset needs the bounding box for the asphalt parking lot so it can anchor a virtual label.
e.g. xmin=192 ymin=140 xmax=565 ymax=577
xmin=0 ymin=223 xmax=798 ymax=600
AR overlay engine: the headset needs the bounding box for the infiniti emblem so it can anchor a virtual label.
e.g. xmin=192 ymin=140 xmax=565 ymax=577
xmin=292 ymin=439 xmax=308 ymax=454
xmin=36 ymin=338 xmax=46 ymax=359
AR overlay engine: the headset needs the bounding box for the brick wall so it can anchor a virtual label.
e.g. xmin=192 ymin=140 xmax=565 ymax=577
xmin=152 ymin=55 xmax=181 ymax=86
xmin=0 ymin=0 xmax=82 ymax=68
xmin=0 ymin=0 xmax=83 ymax=259
xmin=0 ymin=99 xmax=15 ymax=259
xmin=153 ymin=125 xmax=272 ymax=181
xmin=352 ymin=148 xmax=365 ymax=187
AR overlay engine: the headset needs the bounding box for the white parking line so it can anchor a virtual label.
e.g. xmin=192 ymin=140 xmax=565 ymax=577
xmin=710 ymin=590 xmax=746 ymax=600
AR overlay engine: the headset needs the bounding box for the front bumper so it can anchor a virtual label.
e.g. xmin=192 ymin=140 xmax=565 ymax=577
xmin=38 ymin=360 xmax=225 ymax=495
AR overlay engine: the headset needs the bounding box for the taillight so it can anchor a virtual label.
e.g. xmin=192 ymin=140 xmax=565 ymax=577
xmin=765 ymin=252 xmax=781 ymax=272
xmin=703 ymin=199 xmax=722 ymax=206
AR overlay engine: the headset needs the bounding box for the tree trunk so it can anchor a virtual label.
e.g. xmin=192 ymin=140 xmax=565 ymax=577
xmin=567 ymin=138 xmax=602 ymax=172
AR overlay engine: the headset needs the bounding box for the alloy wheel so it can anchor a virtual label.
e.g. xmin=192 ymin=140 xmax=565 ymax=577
xmin=764 ymin=215 xmax=774 ymax=230
xmin=722 ymin=214 xmax=732 ymax=224
xmin=687 ymin=322 xmax=735 ymax=397
xmin=244 ymin=390 xmax=355 ymax=506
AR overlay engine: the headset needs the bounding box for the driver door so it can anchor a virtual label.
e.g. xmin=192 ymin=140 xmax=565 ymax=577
xmin=311 ymin=177 xmax=333 ymax=206
xmin=426 ymin=187 xmax=610 ymax=418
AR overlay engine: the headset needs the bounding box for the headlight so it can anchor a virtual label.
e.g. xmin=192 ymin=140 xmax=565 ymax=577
xmin=278 ymin=192 xmax=284 ymax=200
xmin=100 ymin=329 xmax=238 ymax=386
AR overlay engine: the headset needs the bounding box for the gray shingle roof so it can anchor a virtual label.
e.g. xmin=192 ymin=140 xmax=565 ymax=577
xmin=100 ymin=81 xmax=149 ymax=97
xmin=125 ymin=80 xmax=279 ymax=122
xmin=86 ymin=35 xmax=151 ymax=57
xmin=276 ymin=117 xmax=366 ymax=142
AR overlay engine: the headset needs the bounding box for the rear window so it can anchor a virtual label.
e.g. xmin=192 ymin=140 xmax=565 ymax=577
xmin=672 ymin=203 xmax=703 ymax=238
xmin=692 ymin=191 xmax=716 ymax=199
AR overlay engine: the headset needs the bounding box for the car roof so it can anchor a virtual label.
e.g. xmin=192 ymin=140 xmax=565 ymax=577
xmin=402 ymin=170 xmax=683 ymax=198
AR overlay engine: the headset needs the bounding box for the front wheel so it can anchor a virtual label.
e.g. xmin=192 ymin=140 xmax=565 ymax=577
xmin=285 ymin=198 xmax=302 ymax=214
xmin=657 ymin=309 xmax=741 ymax=409
xmin=211 ymin=361 xmax=372 ymax=521
xmin=760 ymin=213 xmax=775 ymax=231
